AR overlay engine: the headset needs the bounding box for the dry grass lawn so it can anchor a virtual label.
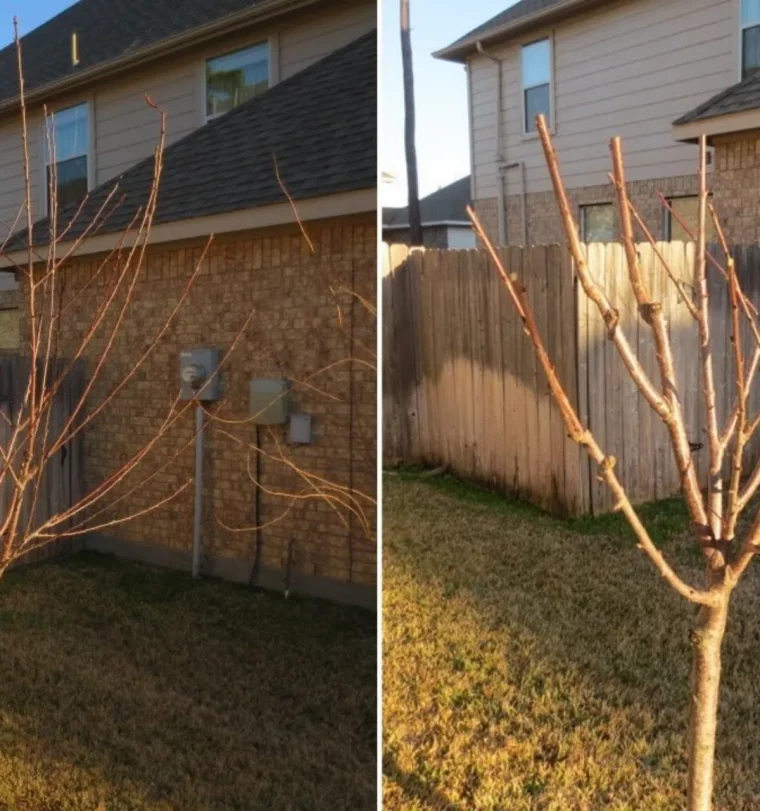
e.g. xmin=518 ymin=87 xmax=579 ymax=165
xmin=0 ymin=551 xmax=376 ymax=810
xmin=383 ymin=471 xmax=760 ymax=810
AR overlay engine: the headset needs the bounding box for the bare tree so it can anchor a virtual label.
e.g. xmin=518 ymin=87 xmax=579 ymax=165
xmin=0 ymin=21 xmax=255 ymax=574
xmin=468 ymin=113 xmax=760 ymax=811
xmin=400 ymin=0 xmax=422 ymax=247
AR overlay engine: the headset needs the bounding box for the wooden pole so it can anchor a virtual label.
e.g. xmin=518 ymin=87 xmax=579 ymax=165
xmin=400 ymin=0 xmax=422 ymax=246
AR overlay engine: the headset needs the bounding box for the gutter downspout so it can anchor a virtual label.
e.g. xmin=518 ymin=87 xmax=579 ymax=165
xmin=476 ymin=41 xmax=506 ymax=244
xmin=498 ymin=161 xmax=527 ymax=246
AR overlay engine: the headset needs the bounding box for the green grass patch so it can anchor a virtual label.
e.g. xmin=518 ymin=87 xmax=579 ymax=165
xmin=0 ymin=551 xmax=376 ymax=810
xmin=383 ymin=473 xmax=760 ymax=810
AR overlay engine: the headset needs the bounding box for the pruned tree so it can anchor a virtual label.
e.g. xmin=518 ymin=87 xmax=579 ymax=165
xmin=468 ymin=113 xmax=760 ymax=811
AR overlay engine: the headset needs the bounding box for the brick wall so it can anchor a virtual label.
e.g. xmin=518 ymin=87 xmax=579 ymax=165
xmin=22 ymin=215 xmax=376 ymax=596
xmin=712 ymin=132 xmax=760 ymax=245
xmin=474 ymin=174 xmax=700 ymax=246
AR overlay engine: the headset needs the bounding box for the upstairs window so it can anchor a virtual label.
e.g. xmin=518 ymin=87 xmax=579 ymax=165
xmin=206 ymin=42 xmax=269 ymax=120
xmin=45 ymin=102 xmax=89 ymax=214
xmin=522 ymin=38 xmax=552 ymax=134
xmin=742 ymin=0 xmax=760 ymax=79
xmin=581 ymin=204 xmax=614 ymax=243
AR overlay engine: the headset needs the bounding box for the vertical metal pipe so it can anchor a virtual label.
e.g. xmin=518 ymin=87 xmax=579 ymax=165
xmin=477 ymin=40 xmax=506 ymax=244
xmin=192 ymin=404 xmax=204 ymax=578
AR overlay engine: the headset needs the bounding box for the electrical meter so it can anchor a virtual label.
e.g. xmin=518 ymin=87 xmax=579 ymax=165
xmin=179 ymin=349 xmax=220 ymax=401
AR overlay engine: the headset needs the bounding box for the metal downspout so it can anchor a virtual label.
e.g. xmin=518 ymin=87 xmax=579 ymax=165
xmin=476 ymin=41 xmax=506 ymax=244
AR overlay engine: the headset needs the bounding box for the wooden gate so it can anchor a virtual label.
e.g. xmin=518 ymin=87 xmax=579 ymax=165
xmin=0 ymin=355 xmax=84 ymax=564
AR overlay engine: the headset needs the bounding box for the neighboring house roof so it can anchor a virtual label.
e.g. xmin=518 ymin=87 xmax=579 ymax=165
xmin=674 ymin=74 xmax=760 ymax=125
xmin=435 ymin=0 xmax=600 ymax=61
xmin=10 ymin=30 xmax=376 ymax=250
xmin=383 ymin=176 xmax=472 ymax=228
xmin=0 ymin=0 xmax=315 ymax=110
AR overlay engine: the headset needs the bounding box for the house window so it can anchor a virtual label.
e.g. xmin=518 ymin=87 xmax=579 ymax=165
xmin=522 ymin=38 xmax=552 ymax=134
xmin=206 ymin=42 xmax=269 ymax=120
xmin=44 ymin=102 xmax=89 ymax=213
xmin=665 ymin=196 xmax=716 ymax=242
xmin=581 ymin=204 xmax=614 ymax=242
xmin=742 ymin=0 xmax=760 ymax=79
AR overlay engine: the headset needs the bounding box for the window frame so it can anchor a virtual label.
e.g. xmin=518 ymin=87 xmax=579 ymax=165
xmin=580 ymin=202 xmax=614 ymax=243
xmin=520 ymin=34 xmax=554 ymax=138
xmin=41 ymin=98 xmax=94 ymax=218
xmin=202 ymin=37 xmax=277 ymax=124
xmin=740 ymin=0 xmax=760 ymax=80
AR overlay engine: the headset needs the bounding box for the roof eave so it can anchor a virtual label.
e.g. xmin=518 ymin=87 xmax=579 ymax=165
xmin=0 ymin=186 xmax=376 ymax=266
xmin=0 ymin=0 xmax=319 ymax=115
xmin=672 ymin=108 xmax=760 ymax=145
xmin=433 ymin=0 xmax=596 ymax=62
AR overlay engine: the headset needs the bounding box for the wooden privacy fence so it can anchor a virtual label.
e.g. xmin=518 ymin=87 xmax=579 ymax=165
xmin=0 ymin=355 xmax=84 ymax=563
xmin=383 ymin=242 xmax=760 ymax=516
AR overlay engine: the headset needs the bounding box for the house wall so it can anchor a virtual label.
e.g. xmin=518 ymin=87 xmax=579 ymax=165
xmin=474 ymin=174 xmax=701 ymax=245
xmin=382 ymin=225 xmax=451 ymax=248
xmin=0 ymin=0 xmax=375 ymax=242
xmin=20 ymin=214 xmax=376 ymax=604
xmin=468 ymin=0 xmax=737 ymax=208
xmin=0 ymin=288 xmax=18 ymax=349
xmin=711 ymin=131 xmax=760 ymax=244
xmin=383 ymin=225 xmax=477 ymax=249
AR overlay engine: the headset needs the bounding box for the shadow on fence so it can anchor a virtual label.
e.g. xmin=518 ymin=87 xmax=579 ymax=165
xmin=382 ymin=241 xmax=760 ymax=516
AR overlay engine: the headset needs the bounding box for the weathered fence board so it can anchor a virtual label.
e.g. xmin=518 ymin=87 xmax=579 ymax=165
xmin=383 ymin=242 xmax=760 ymax=516
xmin=0 ymin=355 xmax=84 ymax=565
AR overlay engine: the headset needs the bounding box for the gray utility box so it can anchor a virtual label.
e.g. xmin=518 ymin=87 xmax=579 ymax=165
xmin=290 ymin=413 xmax=312 ymax=444
xmin=250 ymin=378 xmax=290 ymax=424
xmin=179 ymin=348 xmax=221 ymax=401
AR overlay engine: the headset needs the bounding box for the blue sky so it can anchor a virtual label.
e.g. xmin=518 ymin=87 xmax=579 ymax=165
xmin=381 ymin=0 xmax=513 ymax=207
xmin=1 ymin=1 xmax=76 ymax=47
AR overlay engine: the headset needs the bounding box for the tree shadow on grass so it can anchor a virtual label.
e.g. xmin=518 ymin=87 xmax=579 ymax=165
xmin=383 ymin=474 xmax=760 ymax=810
xmin=384 ymin=753 xmax=461 ymax=810
xmin=0 ymin=551 xmax=376 ymax=811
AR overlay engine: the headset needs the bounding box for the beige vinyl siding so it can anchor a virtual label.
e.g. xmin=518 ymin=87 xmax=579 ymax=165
xmin=0 ymin=111 xmax=43 ymax=242
xmin=469 ymin=0 xmax=738 ymax=200
xmin=279 ymin=1 xmax=375 ymax=80
xmin=95 ymin=64 xmax=198 ymax=182
xmin=0 ymin=0 xmax=375 ymax=229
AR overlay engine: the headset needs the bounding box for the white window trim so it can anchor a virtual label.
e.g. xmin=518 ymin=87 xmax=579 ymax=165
xmin=739 ymin=0 xmax=760 ymax=80
xmin=520 ymin=32 xmax=555 ymax=139
xmin=201 ymin=34 xmax=278 ymax=125
xmin=41 ymin=97 xmax=94 ymax=219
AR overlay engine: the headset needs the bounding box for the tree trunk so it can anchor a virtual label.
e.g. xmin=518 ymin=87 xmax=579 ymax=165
xmin=400 ymin=0 xmax=422 ymax=247
xmin=686 ymin=597 xmax=729 ymax=811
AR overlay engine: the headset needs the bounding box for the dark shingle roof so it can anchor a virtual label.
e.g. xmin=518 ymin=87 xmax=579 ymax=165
xmin=0 ymin=0 xmax=289 ymax=107
xmin=383 ymin=176 xmax=471 ymax=227
xmin=13 ymin=31 xmax=376 ymax=249
xmin=674 ymin=73 xmax=760 ymax=125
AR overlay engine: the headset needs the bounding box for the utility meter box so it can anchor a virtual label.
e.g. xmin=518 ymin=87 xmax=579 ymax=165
xmin=179 ymin=348 xmax=221 ymax=401
xmin=250 ymin=378 xmax=290 ymax=424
